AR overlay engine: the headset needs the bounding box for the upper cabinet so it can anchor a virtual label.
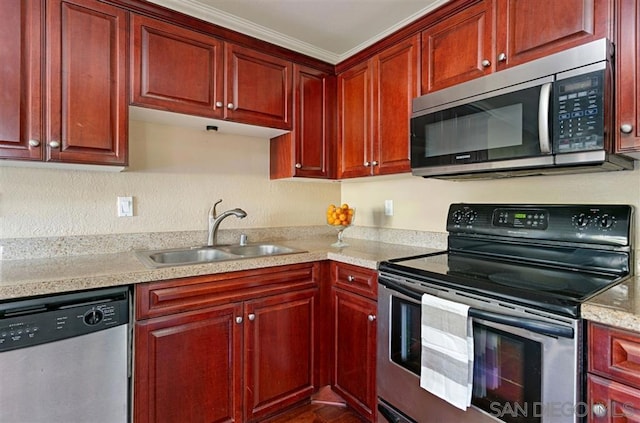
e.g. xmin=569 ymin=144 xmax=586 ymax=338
xmin=422 ymin=0 xmax=612 ymax=94
xmin=0 ymin=0 xmax=127 ymax=166
xmin=614 ymin=0 xmax=640 ymax=156
xmin=337 ymin=35 xmax=419 ymax=178
xmin=131 ymin=14 xmax=293 ymax=130
xmin=270 ymin=64 xmax=336 ymax=179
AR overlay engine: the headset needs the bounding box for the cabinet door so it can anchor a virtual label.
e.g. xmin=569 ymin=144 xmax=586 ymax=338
xmin=421 ymin=1 xmax=493 ymax=93
xmin=46 ymin=0 xmax=127 ymax=165
xmin=131 ymin=14 xmax=224 ymax=118
xmin=270 ymin=65 xmax=335 ymax=179
xmin=338 ymin=60 xmax=372 ymax=178
xmin=225 ymin=44 xmax=293 ymax=130
xmin=373 ymin=35 xmax=419 ymax=175
xmin=588 ymin=374 xmax=640 ymax=422
xmin=332 ymin=288 xmax=377 ymax=421
xmin=244 ymin=289 xmax=317 ymax=422
xmin=135 ymin=303 xmax=243 ymax=423
xmin=615 ymin=0 xmax=640 ymax=154
xmin=495 ymin=0 xmax=612 ymax=69
xmin=0 ymin=0 xmax=43 ymax=161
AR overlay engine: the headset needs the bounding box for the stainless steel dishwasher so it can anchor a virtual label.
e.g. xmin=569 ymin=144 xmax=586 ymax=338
xmin=0 ymin=286 xmax=130 ymax=423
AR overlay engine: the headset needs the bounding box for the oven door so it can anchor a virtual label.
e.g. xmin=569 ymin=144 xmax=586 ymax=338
xmin=410 ymin=77 xmax=554 ymax=178
xmin=377 ymin=279 xmax=581 ymax=423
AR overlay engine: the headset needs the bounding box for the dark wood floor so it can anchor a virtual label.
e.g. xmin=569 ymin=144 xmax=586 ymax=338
xmin=264 ymin=402 xmax=367 ymax=423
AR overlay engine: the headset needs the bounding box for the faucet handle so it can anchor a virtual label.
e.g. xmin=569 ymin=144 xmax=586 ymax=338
xmin=210 ymin=199 xmax=223 ymax=219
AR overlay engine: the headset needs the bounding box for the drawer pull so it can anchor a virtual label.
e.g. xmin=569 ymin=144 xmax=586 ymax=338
xmin=368 ymin=314 xmax=376 ymax=322
xmin=592 ymin=403 xmax=607 ymax=418
xmin=347 ymin=275 xmax=355 ymax=282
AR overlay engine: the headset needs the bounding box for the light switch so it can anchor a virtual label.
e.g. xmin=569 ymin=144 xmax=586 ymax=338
xmin=384 ymin=200 xmax=394 ymax=216
xmin=117 ymin=196 xmax=133 ymax=217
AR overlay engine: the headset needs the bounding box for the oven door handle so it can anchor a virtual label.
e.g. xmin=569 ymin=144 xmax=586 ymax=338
xmin=468 ymin=308 xmax=574 ymax=339
xmin=380 ymin=277 xmax=574 ymax=339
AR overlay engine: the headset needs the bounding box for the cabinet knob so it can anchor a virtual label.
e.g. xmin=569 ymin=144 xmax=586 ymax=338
xmin=49 ymin=140 xmax=60 ymax=148
xmin=498 ymin=52 xmax=507 ymax=62
xmin=235 ymin=316 xmax=243 ymax=324
xmin=248 ymin=313 xmax=256 ymax=321
xmin=364 ymin=161 xmax=371 ymax=167
xmin=347 ymin=275 xmax=355 ymax=282
xmin=28 ymin=139 xmax=40 ymax=147
xmin=481 ymin=59 xmax=491 ymax=68
xmin=368 ymin=314 xmax=376 ymax=322
xmin=621 ymin=123 xmax=634 ymax=134
xmin=591 ymin=403 xmax=607 ymax=418
xmin=295 ymin=163 xmax=302 ymax=169
xmin=227 ymin=103 xmax=234 ymax=109
xmin=371 ymin=160 xmax=379 ymax=166
xmin=215 ymin=101 xmax=223 ymax=107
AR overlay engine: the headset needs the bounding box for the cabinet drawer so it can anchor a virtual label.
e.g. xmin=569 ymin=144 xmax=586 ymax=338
xmin=589 ymin=322 xmax=640 ymax=389
xmin=331 ymin=261 xmax=377 ymax=300
xmin=136 ymin=262 xmax=319 ymax=320
xmin=587 ymin=374 xmax=640 ymax=422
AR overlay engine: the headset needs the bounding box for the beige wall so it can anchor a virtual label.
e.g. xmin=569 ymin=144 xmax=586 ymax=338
xmin=341 ymin=168 xmax=640 ymax=234
xmin=1 ymin=117 xmax=639 ymax=240
xmin=0 ymin=119 xmax=341 ymax=238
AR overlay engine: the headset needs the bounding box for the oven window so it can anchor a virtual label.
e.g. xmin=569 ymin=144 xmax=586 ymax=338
xmin=472 ymin=323 xmax=542 ymax=423
xmin=390 ymin=296 xmax=421 ymax=375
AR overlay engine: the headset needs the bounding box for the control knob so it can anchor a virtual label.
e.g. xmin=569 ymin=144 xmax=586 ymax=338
xmin=598 ymin=214 xmax=614 ymax=229
xmin=83 ymin=309 xmax=104 ymax=326
xmin=574 ymin=213 xmax=589 ymax=228
xmin=452 ymin=210 xmax=464 ymax=224
xmin=464 ymin=211 xmax=477 ymax=223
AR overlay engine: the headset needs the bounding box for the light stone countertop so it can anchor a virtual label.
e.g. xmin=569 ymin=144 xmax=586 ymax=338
xmin=0 ymin=237 xmax=438 ymax=301
xmin=583 ymin=276 xmax=640 ymax=333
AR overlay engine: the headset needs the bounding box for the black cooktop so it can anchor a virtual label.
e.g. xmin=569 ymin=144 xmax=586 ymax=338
xmin=379 ymin=204 xmax=633 ymax=318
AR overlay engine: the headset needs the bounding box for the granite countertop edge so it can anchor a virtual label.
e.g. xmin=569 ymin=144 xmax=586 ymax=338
xmin=0 ymin=238 xmax=437 ymax=301
xmin=583 ymin=276 xmax=640 ymax=333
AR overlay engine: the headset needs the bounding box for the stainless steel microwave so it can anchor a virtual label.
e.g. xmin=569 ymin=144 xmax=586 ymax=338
xmin=410 ymin=39 xmax=634 ymax=179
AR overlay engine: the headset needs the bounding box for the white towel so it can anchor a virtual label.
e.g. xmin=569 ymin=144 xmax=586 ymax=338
xmin=420 ymin=293 xmax=474 ymax=411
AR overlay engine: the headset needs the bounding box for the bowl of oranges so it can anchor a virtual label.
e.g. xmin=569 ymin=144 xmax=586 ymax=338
xmin=326 ymin=203 xmax=355 ymax=247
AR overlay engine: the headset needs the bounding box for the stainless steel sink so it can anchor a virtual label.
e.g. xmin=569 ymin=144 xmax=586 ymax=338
xmin=136 ymin=243 xmax=307 ymax=268
xmin=218 ymin=244 xmax=298 ymax=257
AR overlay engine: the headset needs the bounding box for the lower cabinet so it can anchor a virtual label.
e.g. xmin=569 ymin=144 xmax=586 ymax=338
xmin=134 ymin=263 xmax=319 ymax=423
xmin=587 ymin=322 xmax=640 ymax=422
xmin=331 ymin=262 xmax=378 ymax=422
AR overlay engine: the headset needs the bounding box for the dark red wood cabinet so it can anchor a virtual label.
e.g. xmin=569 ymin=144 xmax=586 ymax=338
xmin=337 ymin=35 xmax=419 ymax=178
xmin=270 ymin=64 xmax=336 ymax=179
xmin=330 ymin=262 xmax=378 ymax=422
xmin=0 ymin=0 xmax=127 ymax=166
xmin=134 ymin=263 xmax=319 ymax=423
xmin=587 ymin=322 xmax=640 ymax=422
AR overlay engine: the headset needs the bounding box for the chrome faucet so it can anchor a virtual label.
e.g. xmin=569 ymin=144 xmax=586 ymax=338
xmin=207 ymin=199 xmax=247 ymax=246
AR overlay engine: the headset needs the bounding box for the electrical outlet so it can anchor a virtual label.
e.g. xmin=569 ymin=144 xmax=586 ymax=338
xmin=117 ymin=196 xmax=133 ymax=217
xmin=384 ymin=199 xmax=394 ymax=216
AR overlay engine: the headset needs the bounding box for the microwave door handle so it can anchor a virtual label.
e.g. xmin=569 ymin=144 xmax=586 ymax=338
xmin=469 ymin=308 xmax=574 ymax=339
xmin=538 ymin=82 xmax=552 ymax=154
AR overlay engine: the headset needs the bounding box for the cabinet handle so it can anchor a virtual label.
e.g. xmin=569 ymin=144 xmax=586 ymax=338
xmin=347 ymin=275 xmax=355 ymax=282
xmin=364 ymin=161 xmax=371 ymax=167
xmin=227 ymin=103 xmax=234 ymax=109
xmin=28 ymin=139 xmax=40 ymax=147
xmin=295 ymin=163 xmax=302 ymax=169
xmin=481 ymin=59 xmax=491 ymax=68
xmin=215 ymin=101 xmax=223 ymax=107
xmin=498 ymin=52 xmax=507 ymax=62
xmin=49 ymin=140 xmax=60 ymax=148
xmin=368 ymin=314 xmax=377 ymax=322
xmin=621 ymin=124 xmax=634 ymax=134
xmin=248 ymin=313 xmax=256 ymax=321
xmin=235 ymin=316 xmax=243 ymax=324
xmin=371 ymin=160 xmax=379 ymax=166
xmin=591 ymin=403 xmax=607 ymax=418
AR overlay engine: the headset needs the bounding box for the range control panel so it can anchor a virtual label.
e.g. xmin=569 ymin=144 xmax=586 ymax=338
xmin=447 ymin=204 xmax=632 ymax=246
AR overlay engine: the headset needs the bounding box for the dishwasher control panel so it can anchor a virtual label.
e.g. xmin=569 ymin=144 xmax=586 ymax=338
xmin=0 ymin=287 xmax=129 ymax=353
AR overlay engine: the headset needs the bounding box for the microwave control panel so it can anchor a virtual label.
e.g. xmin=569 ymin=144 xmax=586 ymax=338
xmin=553 ymin=69 xmax=605 ymax=153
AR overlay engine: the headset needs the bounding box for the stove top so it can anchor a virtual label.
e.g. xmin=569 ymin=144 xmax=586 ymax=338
xmin=379 ymin=204 xmax=633 ymax=318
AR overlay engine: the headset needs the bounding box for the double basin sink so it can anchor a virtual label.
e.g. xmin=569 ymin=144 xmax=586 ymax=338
xmin=136 ymin=243 xmax=307 ymax=268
